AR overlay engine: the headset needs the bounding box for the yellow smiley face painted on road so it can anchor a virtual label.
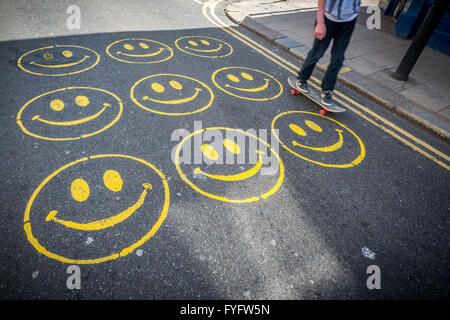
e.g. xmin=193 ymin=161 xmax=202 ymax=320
xmin=16 ymin=87 xmax=123 ymax=141
xmin=131 ymin=74 xmax=214 ymax=116
xmin=23 ymin=154 xmax=170 ymax=264
xmin=271 ymin=111 xmax=365 ymax=168
xmin=175 ymin=36 xmax=233 ymax=58
xmin=212 ymin=67 xmax=283 ymax=101
xmin=18 ymin=45 xmax=100 ymax=76
xmin=175 ymin=127 xmax=284 ymax=203
xmin=106 ymin=38 xmax=173 ymax=64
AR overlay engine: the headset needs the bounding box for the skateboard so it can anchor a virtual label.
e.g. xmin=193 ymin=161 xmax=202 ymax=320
xmin=288 ymin=76 xmax=346 ymax=115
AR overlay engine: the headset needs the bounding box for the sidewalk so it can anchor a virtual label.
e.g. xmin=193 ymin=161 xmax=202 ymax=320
xmin=225 ymin=0 xmax=450 ymax=141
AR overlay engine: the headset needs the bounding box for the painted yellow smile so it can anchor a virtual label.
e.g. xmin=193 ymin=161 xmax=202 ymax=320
xmin=185 ymin=44 xmax=223 ymax=53
xmin=29 ymin=55 xmax=90 ymax=68
xmin=225 ymin=78 xmax=270 ymax=92
xmin=142 ymin=88 xmax=202 ymax=105
xmin=115 ymin=48 xmax=164 ymax=57
xmin=45 ymin=183 xmax=152 ymax=231
xmin=292 ymin=129 xmax=344 ymax=152
xmin=32 ymin=103 xmax=111 ymax=126
xmin=194 ymin=151 xmax=264 ymax=181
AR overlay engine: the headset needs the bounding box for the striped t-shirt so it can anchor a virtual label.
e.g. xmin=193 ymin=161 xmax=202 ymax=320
xmin=324 ymin=0 xmax=361 ymax=22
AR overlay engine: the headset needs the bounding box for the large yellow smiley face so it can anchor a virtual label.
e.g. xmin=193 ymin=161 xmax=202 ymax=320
xmin=175 ymin=36 xmax=233 ymax=58
xmin=17 ymin=87 xmax=123 ymax=141
xmin=131 ymin=74 xmax=214 ymax=116
xmin=23 ymin=154 xmax=170 ymax=264
xmin=175 ymin=127 xmax=284 ymax=203
xmin=271 ymin=111 xmax=365 ymax=168
xmin=212 ymin=67 xmax=283 ymax=101
xmin=18 ymin=45 xmax=100 ymax=76
xmin=106 ymin=38 xmax=173 ymax=64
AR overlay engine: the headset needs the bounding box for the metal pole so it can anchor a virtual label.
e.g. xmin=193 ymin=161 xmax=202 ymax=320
xmin=393 ymin=0 xmax=448 ymax=81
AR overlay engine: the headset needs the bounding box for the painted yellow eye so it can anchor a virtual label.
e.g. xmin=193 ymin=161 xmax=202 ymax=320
xmin=71 ymin=178 xmax=90 ymax=202
xmin=227 ymin=74 xmax=240 ymax=83
xmin=50 ymin=99 xmax=65 ymax=111
xmin=151 ymin=82 xmax=165 ymax=93
xmin=43 ymin=52 xmax=54 ymax=60
xmin=305 ymin=120 xmax=322 ymax=132
xmin=241 ymin=72 xmax=253 ymax=80
xmin=188 ymin=40 xmax=198 ymax=46
xmin=289 ymin=123 xmax=307 ymax=136
xmin=223 ymin=138 xmax=241 ymax=154
xmin=75 ymin=95 xmax=89 ymax=107
xmin=62 ymin=50 xmax=73 ymax=58
xmin=202 ymin=144 xmax=219 ymax=161
xmin=103 ymin=170 xmax=123 ymax=192
xmin=169 ymin=80 xmax=183 ymax=90
xmin=123 ymin=44 xmax=134 ymax=51
xmin=200 ymin=40 xmax=210 ymax=45
xmin=139 ymin=42 xmax=149 ymax=49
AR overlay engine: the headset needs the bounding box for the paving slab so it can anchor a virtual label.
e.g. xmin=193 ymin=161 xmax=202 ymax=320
xmin=241 ymin=16 xmax=286 ymax=41
xmin=368 ymin=69 xmax=417 ymax=93
xmin=274 ymin=37 xmax=304 ymax=51
xmin=344 ymin=55 xmax=388 ymax=76
xmin=438 ymin=107 xmax=450 ymax=120
xmin=362 ymin=46 xmax=409 ymax=69
xmin=400 ymin=85 xmax=449 ymax=114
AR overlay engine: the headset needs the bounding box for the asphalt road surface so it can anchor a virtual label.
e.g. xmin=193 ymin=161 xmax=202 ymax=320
xmin=0 ymin=0 xmax=448 ymax=300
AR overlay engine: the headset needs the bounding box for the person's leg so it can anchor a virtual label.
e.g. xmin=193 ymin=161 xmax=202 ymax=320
xmin=321 ymin=18 xmax=357 ymax=92
xmin=297 ymin=18 xmax=336 ymax=82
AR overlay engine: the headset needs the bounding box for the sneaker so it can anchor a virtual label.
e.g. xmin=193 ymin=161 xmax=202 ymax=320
xmin=321 ymin=90 xmax=333 ymax=106
xmin=296 ymin=79 xmax=310 ymax=94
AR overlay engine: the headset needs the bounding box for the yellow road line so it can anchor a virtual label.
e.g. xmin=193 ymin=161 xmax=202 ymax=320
xmin=203 ymin=0 xmax=450 ymax=170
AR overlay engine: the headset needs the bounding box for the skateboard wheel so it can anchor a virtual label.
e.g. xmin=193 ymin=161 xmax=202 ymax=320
xmin=290 ymin=89 xmax=296 ymax=96
xmin=320 ymin=109 xmax=328 ymax=115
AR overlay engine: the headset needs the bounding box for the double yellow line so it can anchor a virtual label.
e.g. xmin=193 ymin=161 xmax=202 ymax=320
xmin=202 ymin=0 xmax=449 ymax=171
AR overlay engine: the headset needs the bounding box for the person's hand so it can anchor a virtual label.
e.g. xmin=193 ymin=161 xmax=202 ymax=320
xmin=314 ymin=22 xmax=326 ymax=40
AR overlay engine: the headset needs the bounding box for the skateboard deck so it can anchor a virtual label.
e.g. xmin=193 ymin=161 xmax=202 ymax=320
xmin=288 ymin=76 xmax=346 ymax=115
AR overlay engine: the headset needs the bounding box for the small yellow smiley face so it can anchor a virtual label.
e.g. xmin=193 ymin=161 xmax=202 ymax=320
xmin=18 ymin=45 xmax=100 ymax=76
xmin=16 ymin=87 xmax=123 ymax=141
xmin=106 ymin=38 xmax=173 ymax=63
xmin=271 ymin=111 xmax=365 ymax=168
xmin=175 ymin=36 xmax=233 ymax=58
xmin=212 ymin=67 xmax=283 ymax=101
xmin=175 ymin=127 xmax=284 ymax=203
xmin=23 ymin=154 xmax=170 ymax=264
xmin=131 ymin=74 xmax=214 ymax=116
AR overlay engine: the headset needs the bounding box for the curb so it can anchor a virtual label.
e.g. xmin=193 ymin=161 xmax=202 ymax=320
xmin=225 ymin=10 xmax=450 ymax=143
